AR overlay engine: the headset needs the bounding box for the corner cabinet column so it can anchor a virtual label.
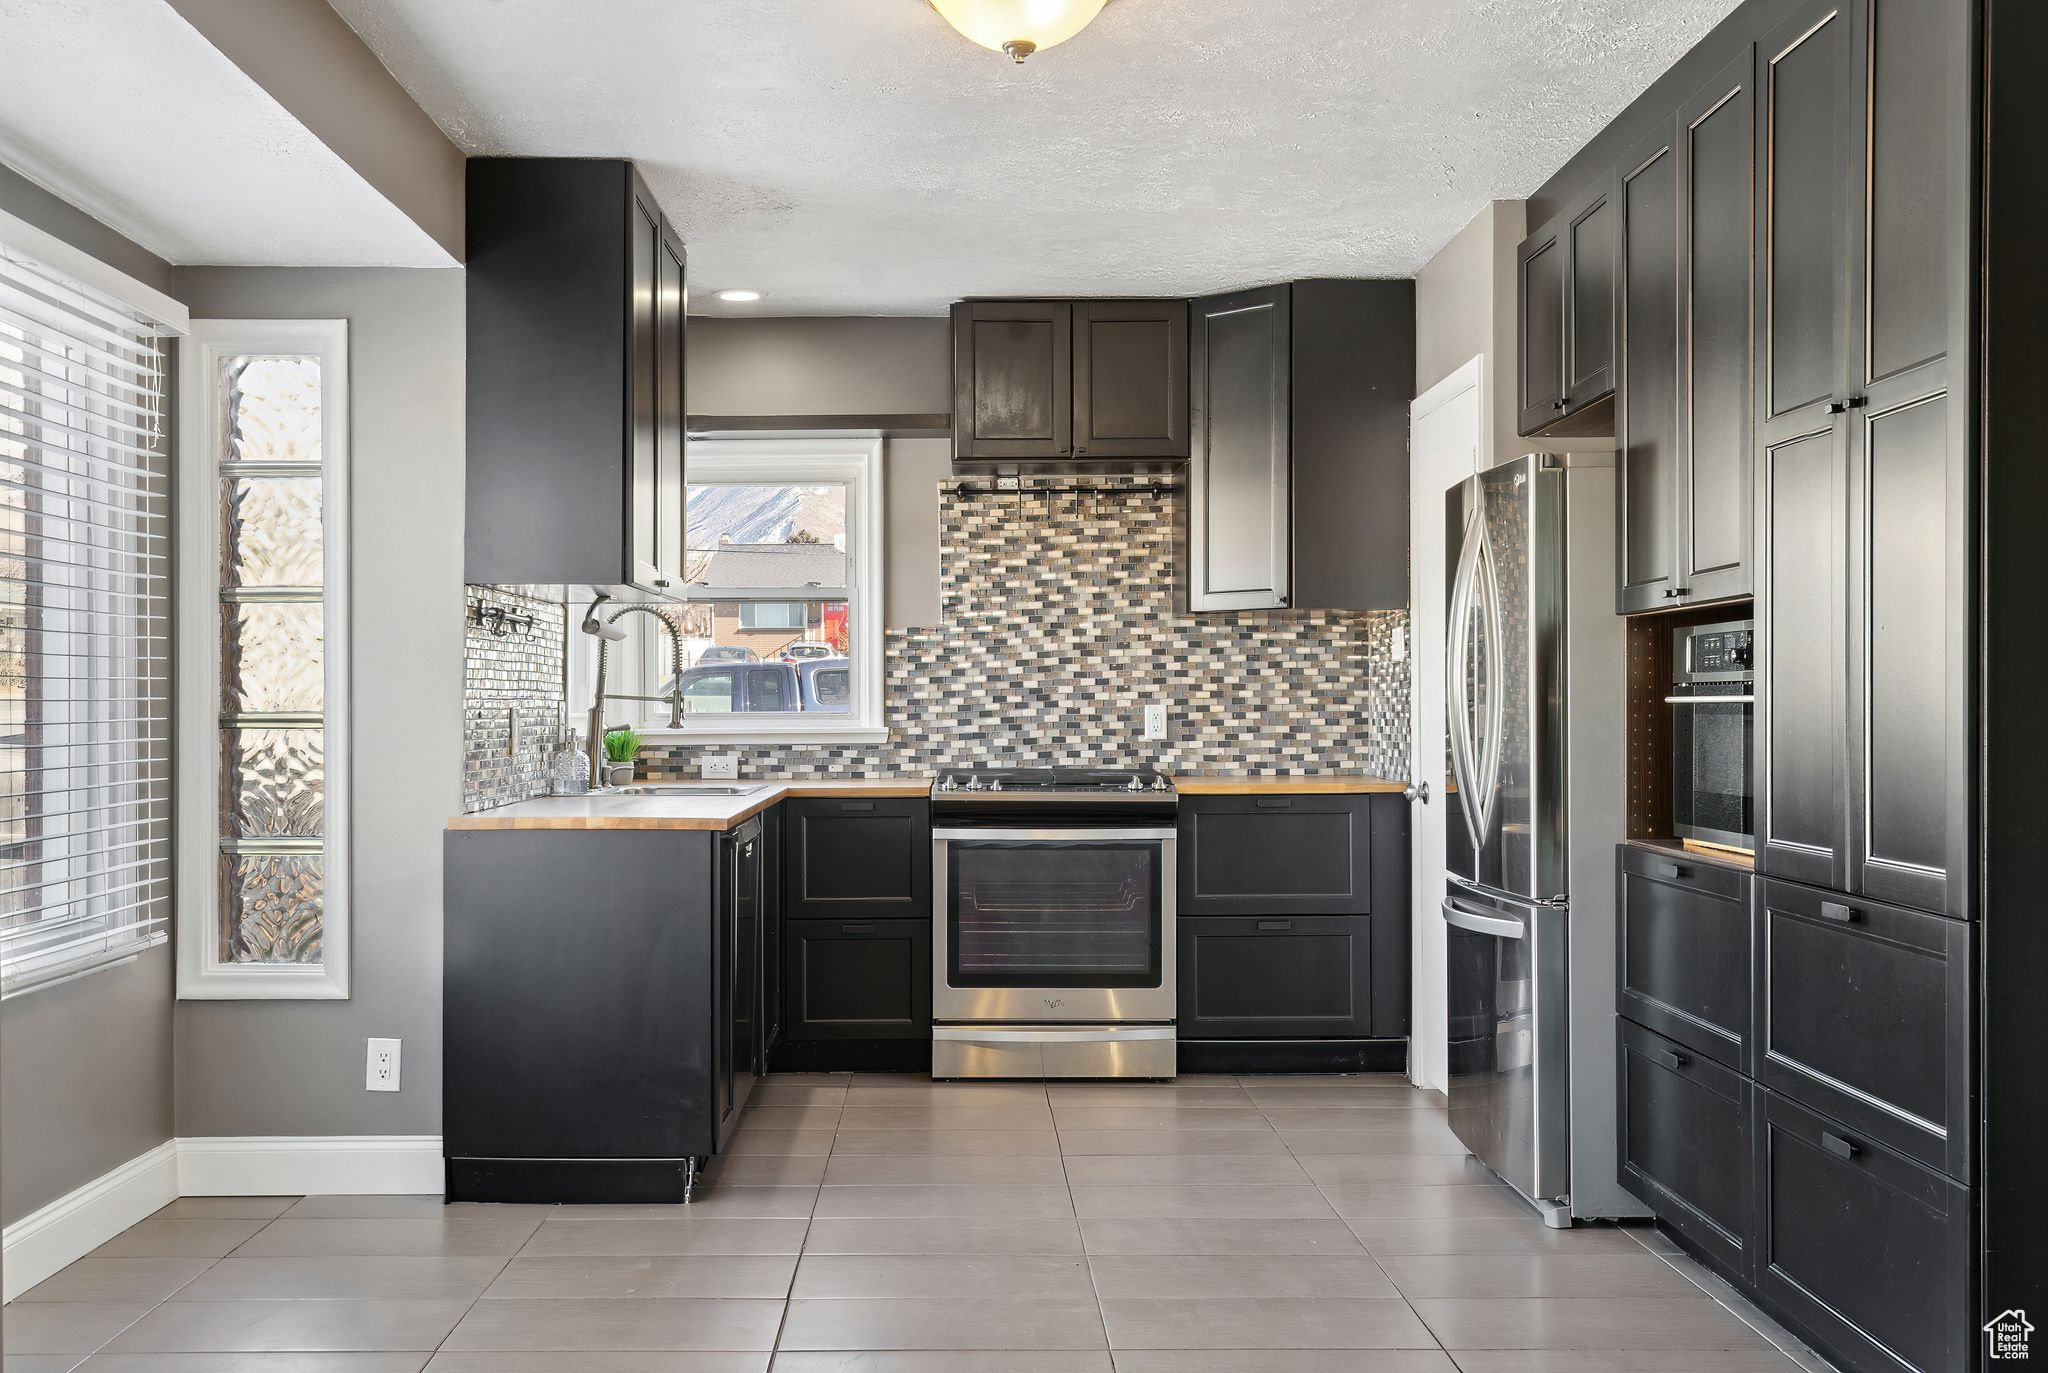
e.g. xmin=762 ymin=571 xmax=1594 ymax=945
xmin=1186 ymin=286 xmax=1290 ymax=612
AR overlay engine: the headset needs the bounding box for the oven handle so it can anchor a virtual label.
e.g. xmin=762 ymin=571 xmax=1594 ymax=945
xmin=1664 ymin=694 xmax=1755 ymax=704
xmin=933 ymin=827 xmax=1179 ymax=843
xmin=932 ymin=1025 xmax=1176 ymax=1043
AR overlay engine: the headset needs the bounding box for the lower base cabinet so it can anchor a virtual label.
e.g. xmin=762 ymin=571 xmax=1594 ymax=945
xmin=1618 ymin=1018 xmax=1753 ymax=1279
xmin=1178 ymin=915 xmax=1372 ymax=1039
xmin=786 ymin=917 xmax=931 ymax=1041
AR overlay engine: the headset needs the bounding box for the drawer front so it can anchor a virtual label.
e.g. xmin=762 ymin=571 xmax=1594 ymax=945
xmin=786 ymin=917 xmax=932 ymax=1041
xmin=784 ymin=798 xmax=932 ymax=921
xmin=1178 ymin=796 xmax=1371 ymax=916
xmin=1756 ymin=1088 xmax=1973 ymax=1373
xmin=1756 ymin=878 xmax=1971 ymax=1178
xmin=1618 ymin=1018 xmax=1753 ymax=1279
xmin=1617 ymin=846 xmax=1753 ymax=1067
xmin=1177 ymin=915 xmax=1371 ymax=1039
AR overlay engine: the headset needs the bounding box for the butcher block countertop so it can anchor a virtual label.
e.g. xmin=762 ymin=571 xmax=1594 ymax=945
xmin=448 ymin=777 xmax=931 ymax=832
xmin=1169 ymin=774 xmax=1411 ymax=795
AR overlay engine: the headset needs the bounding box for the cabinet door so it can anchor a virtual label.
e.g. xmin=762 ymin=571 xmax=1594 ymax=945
xmin=652 ymin=222 xmax=687 ymax=593
xmin=1073 ymin=300 xmax=1188 ymax=459
xmin=1755 ymin=1089 xmax=1973 ymax=1373
xmin=784 ymin=798 xmax=931 ymax=921
xmin=1843 ymin=0 xmax=1965 ymax=918
xmin=1564 ymin=177 xmax=1616 ymax=410
xmin=1615 ymin=124 xmax=1681 ymax=614
xmin=1178 ymin=795 xmax=1370 ymax=917
xmin=758 ymin=807 xmax=783 ymax=1069
xmin=626 ymin=186 xmax=661 ymax=590
xmin=952 ymin=300 xmax=1072 ymax=459
xmin=786 ymin=917 xmax=932 ymax=1041
xmin=1755 ymin=878 xmax=1971 ymax=1179
xmin=1516 ymin=220 xmax=1567 ymax=435
xmin=1677 ymin=50 xmax=1756 ymax=605
xmin=1616 ymin=846 xmax=1752 ymax=1069
xmin=1178 ymin=915 xmax=1372 ymax=1039
xmin=1187 ymin=286 xmax=1290 ymax=611
xmin=1618 ymin=1019 xmax=1754 ymax=1280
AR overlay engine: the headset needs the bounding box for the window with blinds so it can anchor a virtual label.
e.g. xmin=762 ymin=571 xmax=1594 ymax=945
xmin=178 ymin=319 xmax=349 ymax=1000
xmin=0 ymin=245 xmax=173 ymax=997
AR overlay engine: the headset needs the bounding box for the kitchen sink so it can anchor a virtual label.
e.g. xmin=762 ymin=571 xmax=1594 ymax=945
xmin=615 ymin=784 xmax=768 ymax=798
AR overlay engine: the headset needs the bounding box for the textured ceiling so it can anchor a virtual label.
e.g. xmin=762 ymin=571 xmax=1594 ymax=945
xmin=338 ymin=0 xmax=1744 ymax=313
xmin=0 ymin=0 xmax=448 ymax=266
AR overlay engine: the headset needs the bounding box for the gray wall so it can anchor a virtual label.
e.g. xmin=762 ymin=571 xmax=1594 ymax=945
xmin=171 ymin=266 xmax=465 ymax=1138
xmin=0 ymin=166 xmax=177 ymax=1226
xmin=687 ymin=316 xmax=954 ymax=628
xmin=1415 ymin=200 xmax=1528 ymax=468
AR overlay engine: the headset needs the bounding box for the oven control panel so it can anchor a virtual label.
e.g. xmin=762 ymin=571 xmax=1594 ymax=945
xmin=1679 ymin=623 xmax=1754 ymax=680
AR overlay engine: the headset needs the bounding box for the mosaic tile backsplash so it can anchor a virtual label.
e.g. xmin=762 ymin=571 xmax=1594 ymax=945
xmin=641 ymin=481 xmax=1413 ymax=782
xmin=462 ymin=585 xmax=567 ymax=812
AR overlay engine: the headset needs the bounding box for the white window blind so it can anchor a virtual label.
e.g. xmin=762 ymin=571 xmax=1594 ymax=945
xmin=0 ymin=246 xmax=173 ymax=997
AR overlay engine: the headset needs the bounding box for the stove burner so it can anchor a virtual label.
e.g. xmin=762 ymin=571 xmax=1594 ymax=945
xmin=933 ymin=766 xmax=1174 ymax=796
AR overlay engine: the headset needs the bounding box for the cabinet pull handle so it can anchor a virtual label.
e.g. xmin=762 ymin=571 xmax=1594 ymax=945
xmin=1255 ymin=797 xmax=1293 ymax=809
xmin=1845 ymin=395 xmax=1869 ymax=409
xmin=1653 ymin=1048 xmax=1689 ymax=1071
xmin=1819 ymin=901 xmax=1860 ymax=924
xmin=1827 ymin=400 xmax=1848 ymax=415
xmin=1657 ymin=862 xmax=1690 ymax=880
xmin=842 ymin=922 xmax=877 ymax=934
xmin=1257 ymin=920 xmax=1293 ymax=931
xmin=1821 ymin=1130 xmax=1861 ymax=1161
xmin=840 ymin=801 xmax=876 ymax=813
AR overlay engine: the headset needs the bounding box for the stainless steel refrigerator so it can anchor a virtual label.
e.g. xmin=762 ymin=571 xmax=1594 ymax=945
xmin=1440 ymin=452 xmax=1645 ymax=1224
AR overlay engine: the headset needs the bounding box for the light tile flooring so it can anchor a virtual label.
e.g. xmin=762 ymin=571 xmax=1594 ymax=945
xmin=4 ymin=1073 xmax=1837 ymax=1372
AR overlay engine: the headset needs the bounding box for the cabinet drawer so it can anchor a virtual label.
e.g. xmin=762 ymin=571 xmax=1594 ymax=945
xmin=1756 ymin=1088 xmax=1972 ymax=1373
xmin=785 ymin=917 xmax=931 ymax=1041
xmin=1177 ymin=915 xmax=1371 ymax=1039
xmin=1756 ymin=878 xmax=1970 ymax=1179
xmin=1618 ymin=1019 xmax=1753 ymax=1279
xmin=784 ymin=798 xmax=931 ymax=921
xmin=1178 ymin=796 xmax=1370 ymax=916
xmin=1616 ymin=846 xmax=1752 ymax=1067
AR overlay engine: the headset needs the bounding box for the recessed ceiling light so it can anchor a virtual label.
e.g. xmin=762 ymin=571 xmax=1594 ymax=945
xmin=715 ymin=288 xmax=764 ymax=304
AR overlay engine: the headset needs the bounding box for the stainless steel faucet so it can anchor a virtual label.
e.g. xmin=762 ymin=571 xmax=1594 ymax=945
xmin=581 ymin=594 xmax=687 ymax=788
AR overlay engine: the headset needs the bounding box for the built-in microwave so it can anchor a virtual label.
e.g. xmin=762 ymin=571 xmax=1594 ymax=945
xmin=1669 ymin=620 xmax=1754 ymax=852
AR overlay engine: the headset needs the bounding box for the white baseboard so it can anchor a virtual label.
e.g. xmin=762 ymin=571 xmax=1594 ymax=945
xmin=176 ymin=1135 xmax=443 ymax=1198
xmin=4 ymin=1135 xmax=443 ymax=1303
xmin=3 ymin=1140 xmax=179 ymax=1302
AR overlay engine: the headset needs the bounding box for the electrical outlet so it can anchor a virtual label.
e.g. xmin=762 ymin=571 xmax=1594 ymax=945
xmin=1143 ymin=703 xmax=1168 ymax=740
xmin=366 ymin=1038 xmax=401 ymax=1092
xmin=702 ymin=753 xmax=740 ymax=780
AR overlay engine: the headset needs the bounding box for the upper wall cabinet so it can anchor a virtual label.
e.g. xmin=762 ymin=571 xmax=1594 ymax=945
xmin=1517 ymin=175 xmax=1617 ymax=439
xmin=951 ymin=298 xmax=1187 ymax=466
xmin=1185 ymin=279 xmax=1414 ymax=613
xmin=1616 ymin=50 xmax=1756 ymax=614
xmin=466 ymin=158 xmax=686 ymax=592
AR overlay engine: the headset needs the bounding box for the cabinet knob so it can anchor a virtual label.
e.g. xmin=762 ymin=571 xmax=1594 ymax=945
xmin=1827 ymin=400 xmax=1848 ymax=415
xmin=1845 ymin=395 xmax=1869 ymax=409
xmin=1076 ymin=446 xmax=1088 ymax=454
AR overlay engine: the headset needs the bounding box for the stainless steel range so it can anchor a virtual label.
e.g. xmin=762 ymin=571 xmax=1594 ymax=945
xmin=930 ymin=767 xmax=1178 ymax=1079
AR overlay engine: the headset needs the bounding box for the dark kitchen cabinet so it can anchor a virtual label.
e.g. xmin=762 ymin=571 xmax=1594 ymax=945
xmin=1616 ymin=845 xmax=1752 ymax=1070
xmin=1179 ymin=794 xmax=1371 ymax=917
xmin=1517 ymin=175 xmax=1616 ymax=439
xmin=1755 ymin=1088 xmax=1973 ymax=1373
xmin=1755 ymin=877 xmax=1971 ymax=1180
xmin=1619 ymin=1019 xmax=1755 ymax=1280
xmin=1616 ymin=52 xmax=1756 ymax=614
xmin=782 ymin=797 xmax=931 ymax=922
xmin=757 ymin=806 xmax=784 ymax=1072
xmin=785 ymin=917 xmax=932 ymax=1041
xmin=718 ymin=819 xmax=762 ymax=1131
xmin=1178 ymin=915 xmax=1372 ymax=1039
xmin=465 ymin=158 xmax=686 ymax=592
xmin=1185 ymin=279 xmax=1414 ymax=612
xmin=952 ymin=299 xmax=1188 ymax=465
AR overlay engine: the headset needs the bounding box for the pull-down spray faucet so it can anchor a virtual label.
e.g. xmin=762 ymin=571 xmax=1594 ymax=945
xmin=579 ymin=593 xmax=687 ymax=787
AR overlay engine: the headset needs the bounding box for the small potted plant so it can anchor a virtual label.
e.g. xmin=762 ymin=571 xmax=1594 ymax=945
xmin=601 ymin=725 xmax=642 ymax=787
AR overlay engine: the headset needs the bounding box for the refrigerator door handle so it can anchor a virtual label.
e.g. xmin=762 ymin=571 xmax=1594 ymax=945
xmin=1441 ymin=894 xmax=1529 ymax=939
xmin=1469 ymin=518 xmax=1506 ymax=843
xmin=1446 ymin=508 xmax=1484 ymax=852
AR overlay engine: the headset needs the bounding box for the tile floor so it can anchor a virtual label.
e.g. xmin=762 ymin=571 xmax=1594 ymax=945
xmin=4 ymin=1073 xmax=1837 ymax=1372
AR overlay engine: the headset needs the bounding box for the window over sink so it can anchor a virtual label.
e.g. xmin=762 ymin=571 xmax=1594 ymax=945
xmin=620 ymin=438 xmax=883 ymax=744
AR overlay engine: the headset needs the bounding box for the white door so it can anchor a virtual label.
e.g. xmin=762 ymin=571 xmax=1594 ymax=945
xmin=1408 ymin=358 xmax=1485 ymax=1093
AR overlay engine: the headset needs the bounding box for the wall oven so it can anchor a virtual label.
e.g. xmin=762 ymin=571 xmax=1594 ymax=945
xmin=930 ymin=767 xmax=1177 ymax=1078
xmin=1670 ymin=620 xmax=1755 ymax=852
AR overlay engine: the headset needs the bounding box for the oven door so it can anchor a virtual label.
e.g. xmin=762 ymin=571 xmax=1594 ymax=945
xmin=1668 ymin=689 xmax=1755 ymax=850
xmin=933 ymin=827 xmax=1177 ymax=1023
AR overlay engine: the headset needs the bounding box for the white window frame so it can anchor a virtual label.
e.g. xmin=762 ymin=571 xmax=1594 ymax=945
xmin=175 ymin=319 xmax=350 ymax=999
xmin=641 ymin=437 xmax=885 ymax=745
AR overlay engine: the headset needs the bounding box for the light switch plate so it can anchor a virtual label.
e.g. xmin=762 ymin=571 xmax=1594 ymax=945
xmin=702 ymin=753 xmax=740 ymax=780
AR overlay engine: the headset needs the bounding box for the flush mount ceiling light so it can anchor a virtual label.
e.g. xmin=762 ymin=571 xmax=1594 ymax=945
xmin=714 ymin=288 xmax=764 ymax=303
xmin=926 ymin=0 xmax=1110 ymax=63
